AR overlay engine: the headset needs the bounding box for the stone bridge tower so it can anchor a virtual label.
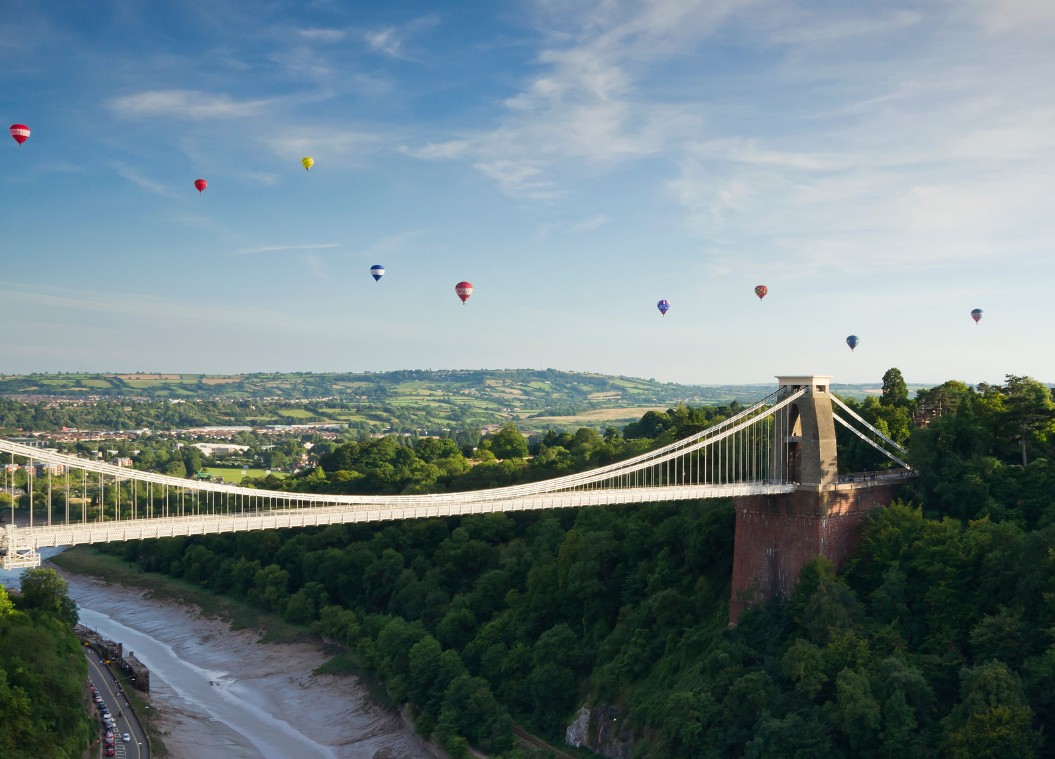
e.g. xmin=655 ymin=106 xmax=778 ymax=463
xmin=728 ymin=375 xmax=905 ymax=624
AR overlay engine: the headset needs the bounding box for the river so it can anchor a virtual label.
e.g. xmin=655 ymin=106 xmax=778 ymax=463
xmin=2 ymin=554 xmax=437 ymax=759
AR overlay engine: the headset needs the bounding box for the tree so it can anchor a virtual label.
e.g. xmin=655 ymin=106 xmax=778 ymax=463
xmin=880 ymin=688 xmax=919 ymax=756
xmin=529 ymin=624 xmax=581 ymax=725
xmin=488 ymin=423 xmax=528 ymax=460
xmin=181 ymin=445 xmax=204 ymax=476
xmin=18 ymin=568 xmax=78 ymax=626
xmin=829 ymin=667 xmax=882 ymax=755
xmin=881 ymin=368 xmax=909 ymax=408
xmin=0 ymin=586 xmax=13 ymax=617
xmin=941 ymin=660 xmax=1041 ymax=758
xmin=999 ymin=375 xmax=1055 ymax=465
xmin=438 ymin=674 xmax=513 ymax=752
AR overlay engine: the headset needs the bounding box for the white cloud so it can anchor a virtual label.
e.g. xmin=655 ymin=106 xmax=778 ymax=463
xmin=0 ymin=284 xmax=319 ymax=333
xmin=233 ymin=243 xmax=340 ymax=256
xmin=304 ymin=253 xmax=329 ymax=279
xmin=568 ymin=213 xmax=609 ymax=233
xmin=766 ymin=8 xmax=923 ymax=44
xmin=260 ymin=128 xmax=384 ymax=165
xmin=688 ymin=139 xmax=844 ymax=172
xmin=400 ymin=140 xmax=471 ymax=160
xmin=473 ymin=159 xmax=562 ymax=201
xmin=364 ymin=15 xmax=438 ymax=60
xmin=112 ymin=165 xmax=178 ymax=197
xmin=366 ymin=27 xmax=403 ymax=57
xmin=107 ymin=90 xmax=270 ymax=119
xmin=426 ymin=1 xmax=723 ymax=199
xmin=298 ymin=27 xmax=347 ymax=42
xmin=346 ymin=231 xmax=426 ymax=260
xmin=960 ymin=0 xmax=1055 ymax=33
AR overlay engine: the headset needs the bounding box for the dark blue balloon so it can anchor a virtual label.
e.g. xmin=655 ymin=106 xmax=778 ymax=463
xmin=846 ymin=335 xmax=859 ymax=351
xmin=370 ymin=264 xmax=385 ymax=282
xmin=657 ymin=299 xmax=670 ymax=316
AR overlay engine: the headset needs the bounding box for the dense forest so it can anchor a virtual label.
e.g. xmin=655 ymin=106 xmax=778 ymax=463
xmin=10 ymin=368 xmax=1055 ymax=757
xmin=0 ymin=569 xmax=89 ymax=758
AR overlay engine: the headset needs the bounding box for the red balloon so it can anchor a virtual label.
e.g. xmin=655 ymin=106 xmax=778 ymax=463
xmin=9 ymin=124 xmax=30 ymax=145
xmin=455 ymin=281 xmax=473 ymax=304
xmin=194 ymin=178 xmax=207 ymax=193
xmin=754 ymin=285 xmax=768 ymax=300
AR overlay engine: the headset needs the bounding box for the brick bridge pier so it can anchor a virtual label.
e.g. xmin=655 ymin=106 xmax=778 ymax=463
xmin=728 ymin=375 xmax=907 ymax=625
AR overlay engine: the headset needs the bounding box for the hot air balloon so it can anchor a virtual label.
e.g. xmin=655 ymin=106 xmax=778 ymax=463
xmin=9 ymin=124 xmax=29 ymax=145
xmin=194 ymin=178 xmax=207 ymax=193
xmin=455 ymin=281 xmax=473 ymax=304
xmin=971 ymin=308 xmax=983 ymax=324
xmin=846 ymin=335 xmax=859 ymax=351
xmin=754 ymin=285 xmax=768 ymax=301
xmin=657 ymin=299 xmax=670 ymax=316
xmin=301 ymin=156 xmax=314 ymax=171
xmin=370 ymin=264 xmax=385 ymax=282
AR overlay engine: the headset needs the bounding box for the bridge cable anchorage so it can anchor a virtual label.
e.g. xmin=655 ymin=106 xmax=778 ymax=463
xmin=830 ymin=395 xmax=908 ymax=454
xmin=0 ymin=386 xmax=807 ymax=564
xmin=831 ymin=413 xmax=913 ymax=470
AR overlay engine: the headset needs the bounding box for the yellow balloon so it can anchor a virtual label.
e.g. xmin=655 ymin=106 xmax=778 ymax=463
xmin=301 ymin=156 xmax=314 ymax=171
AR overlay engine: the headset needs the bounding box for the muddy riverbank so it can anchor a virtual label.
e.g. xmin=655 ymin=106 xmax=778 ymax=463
xmin=57 ymin=568 xmax=439 ymax=759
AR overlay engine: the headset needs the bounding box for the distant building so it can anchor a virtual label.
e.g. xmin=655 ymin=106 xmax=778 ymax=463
xmin=192 ymin=443 xmax=250 ymax=457
xmin=32 ymin=463 xmax=66 ymax=476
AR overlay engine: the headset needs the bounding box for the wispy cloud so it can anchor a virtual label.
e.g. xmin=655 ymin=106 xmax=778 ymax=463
xmin=260 ymin=128 xmax=385 ymax=165
xmin=962 ymin=0 xmax=1055 ymax=33
xmin=0 ymin=284 xmax=319 ymax=333
xmin=112 ymin=165 xmax=178 ymax=197
xmin=399 ymin=140 xmax=470 ymax=160
xmin=568 ymin=213 xmax=609 ymax=233
xmin=233 ymin=243 xmax=340 ymax=256
xmin=304 ymin=253 xmax=329 ymax=279
xmin=347 ymin=231 xmax=426 ymax=260
xmin=366 ymin=28 xmax=404 ymax=57
xmin=533 ymin=214 xmax=611 ymax=238
xmin=108 ymin=89 xmax=270 ymax=119
xmin=474 ymin=159 xmax=561 ymax=201
xmin=400 ymin=2 xmax=717 ymax=199
xmin=766 ymin=9 xmax=923 ymax=44
xmin=298 ymin=27 xmax=347 ymax=42
xmin=364 ymin=15 xmax=438 ymax=60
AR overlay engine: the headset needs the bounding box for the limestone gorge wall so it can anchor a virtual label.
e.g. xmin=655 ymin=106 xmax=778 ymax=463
xmin=565 ymin=704 xmax=634 ymax=759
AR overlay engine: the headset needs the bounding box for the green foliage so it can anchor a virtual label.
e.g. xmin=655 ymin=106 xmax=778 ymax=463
xmin=17 ymin=568 xmax=79 ymax=626
xmin=485 ymin=423 xmax=529 ymax=460
xmin=0 ymin=579 xmax=89 ymax=757
xmin=941 ymin=661 xmax=1042 ymax=758
xmin=881 ymin=368 xmax=910 ymax=408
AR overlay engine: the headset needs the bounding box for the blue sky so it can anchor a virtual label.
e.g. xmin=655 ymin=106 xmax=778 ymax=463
xmin=2 ymin=0 xmax=1052 ymax=386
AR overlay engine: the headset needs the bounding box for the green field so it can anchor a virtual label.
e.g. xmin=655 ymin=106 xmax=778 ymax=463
xmin=206 ymin=467 xmax=285 ymax=483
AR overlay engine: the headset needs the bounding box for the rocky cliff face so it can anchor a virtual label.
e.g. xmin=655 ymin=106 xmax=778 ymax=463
xmin=565 ymin=704 xmax=634 ymax=759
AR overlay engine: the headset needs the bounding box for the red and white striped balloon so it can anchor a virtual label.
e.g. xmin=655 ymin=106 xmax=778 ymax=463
xmin=9 ymin=124 xmax=30 ymax=145
xmin=455 ymin=281 xmax=474 ymax=304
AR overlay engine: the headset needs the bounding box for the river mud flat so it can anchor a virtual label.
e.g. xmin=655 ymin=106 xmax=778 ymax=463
xmin=57 ymin=569 xmax=438 ymax=759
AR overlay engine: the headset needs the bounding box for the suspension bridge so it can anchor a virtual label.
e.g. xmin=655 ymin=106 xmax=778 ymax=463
xmin=1 ymin=376 xmax=912 ymax=620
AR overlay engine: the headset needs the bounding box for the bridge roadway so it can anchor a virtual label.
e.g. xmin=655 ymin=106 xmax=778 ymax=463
xmin=5 ymin=483 xmax=796 ymax=555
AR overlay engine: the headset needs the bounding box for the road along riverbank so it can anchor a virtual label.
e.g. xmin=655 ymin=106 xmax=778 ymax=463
xmin=52 ymin=559 xmax=439 ymax=759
